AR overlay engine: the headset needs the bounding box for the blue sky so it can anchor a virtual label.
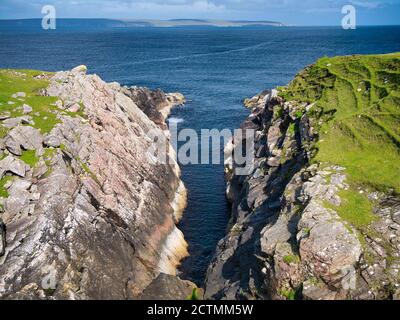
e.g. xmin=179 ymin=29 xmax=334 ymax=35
xmin=0 ymin=0 xmax=399 ymax=25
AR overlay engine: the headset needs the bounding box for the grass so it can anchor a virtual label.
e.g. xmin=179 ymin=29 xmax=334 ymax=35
xmin=0 ymin=69 xmax=88 ymax=193
xmin=80 ymin=160 xmax=101 ymax=186
xmin=287 ymin=123 xmax=297 ymax=135
xmin=280 ymin=288 xmax=296 ymax=300
xmin=283 ymin=254 xmax=301 ymax=265
xmin=20 ymin=149 xmax=39 ymax=167
xmin=278 ymin=53 xmax=400 ymax=229
xmin=0 ymin=69 xmax=61 ymax=135
xmin=0 ymin=176 xmax=14 ymax=198
xmin=325 ymin=189 xmax=378 ymax=228
xmin=187 ymin=288 xmax=200 ymax=300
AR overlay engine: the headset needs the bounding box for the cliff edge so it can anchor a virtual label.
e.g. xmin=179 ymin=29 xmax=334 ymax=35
xmin=0 ymin=66 xmax=190 ymax=299
xmin=205 ymin=53 xmax=400 ymax=300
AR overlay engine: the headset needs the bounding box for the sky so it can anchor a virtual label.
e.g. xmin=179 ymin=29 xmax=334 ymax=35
xmin=0 ymin=0 xmax=399 ymax=26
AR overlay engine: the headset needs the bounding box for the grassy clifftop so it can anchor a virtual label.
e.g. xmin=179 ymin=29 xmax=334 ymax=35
xmin=279 ymin=53 xmax=400 ymax=196
xmin=278 ymin=53 xmax=400 ymax=232
xmin=0 ymin=69 xmax=59 ymax=136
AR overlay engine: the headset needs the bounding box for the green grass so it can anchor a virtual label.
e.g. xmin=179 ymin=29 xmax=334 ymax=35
xmin=280 ymin=288 xmax=296 ymax=300
xmin=325 ymin=189 xmax=378 ymax=228
xmin=0 ymin=125 xmax=8 ymax=139
xmin=187 ymin=288 xmax=201 ymax=300
xmin=0 ymin=69 xmax=60 ymax=135
xmin=0 ymin=176 xmax=14 ymax=198
xmin=279 ymin=52 xmax=400 ymax=229
xmin=287 ymin=123 xmax=297 ymax=135
xmin=283 ymin=254 xmax=301 ymax=265
xmin=20 ymin=149 xmax=39 ymax=167
xmin=80 ymin=160 xmax=101 ymax=186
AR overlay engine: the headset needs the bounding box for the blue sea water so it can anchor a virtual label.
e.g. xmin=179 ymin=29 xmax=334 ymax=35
xmin=1 ymin=22 xmax=400 ymax=285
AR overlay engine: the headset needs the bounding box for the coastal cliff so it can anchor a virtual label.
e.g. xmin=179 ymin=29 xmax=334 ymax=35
xmin=205 ymin=53 xmax=400 ymax=300
xmin=0 ymin=66 xmax=192 ymax=299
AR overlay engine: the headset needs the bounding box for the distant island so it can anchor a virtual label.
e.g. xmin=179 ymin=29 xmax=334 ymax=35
xmin=118 ymin=19 xmax=285 ymax=28
xmin=0 ymin=18 xmax=285 ymax=31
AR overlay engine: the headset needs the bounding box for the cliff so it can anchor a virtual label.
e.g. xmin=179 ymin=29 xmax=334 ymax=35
xmin=0 ymin=66 xmax=192 ymax=299
xmin=205 ymin=53 xmax=400 ymax=300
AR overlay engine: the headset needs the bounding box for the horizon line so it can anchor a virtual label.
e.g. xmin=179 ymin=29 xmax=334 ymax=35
xmin=0 ymin=18 xmax=399 ymax=27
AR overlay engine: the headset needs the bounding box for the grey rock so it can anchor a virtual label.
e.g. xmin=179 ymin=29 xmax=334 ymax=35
xmin=139 ymin=273 xmax=201 ymax=300
xmin=302 ymin=282 xmax=339 ymax=300
xmin=43 ymin=135 xmax=61 ymax=148
xmin=11 ymin=92 xmax=26 ymax=99
xmin=66 ymin=103 xmax=81 ymax=113
xmin=120 ymin=86 xmax=185 ymax=129
xmin=22 ymin=104 xmax=33 ymax=114
xmin=4 ymin=188 xmax=30 ymax=220
xmin=299 ymin=200 xmax=361 ymax=287
xmin=6 ymin=126 xmax=43 ymax=155
xmin=0 ymin=156 xmax=27 ymax=178
xmin=71 ymin=65 xmax=87 ymax=74
xmin=2 ymin=118 xmax=22 ymax=129
xmin=8 ymin=178 xmax=32 ymax=193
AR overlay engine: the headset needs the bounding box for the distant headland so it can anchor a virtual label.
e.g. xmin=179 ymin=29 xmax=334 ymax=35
xmin=0 ymin=18 xmax=285 ymax=30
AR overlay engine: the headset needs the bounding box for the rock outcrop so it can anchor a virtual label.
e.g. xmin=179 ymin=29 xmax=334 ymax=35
xmin=205 ymin=54 xmax=400 ymax=300
xmin=115 ymin=86 xmax=185 ymax=130
xmin=0 ymin=66 xmax=192 ymax=299
xmin=139 ymin=273 xmax=203 ymax=300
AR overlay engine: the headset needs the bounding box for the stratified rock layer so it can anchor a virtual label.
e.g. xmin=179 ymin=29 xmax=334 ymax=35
xmin=0 ymin=67 xmax=189 ymax=299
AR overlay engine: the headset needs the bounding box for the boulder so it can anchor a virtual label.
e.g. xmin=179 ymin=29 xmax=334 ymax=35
xmin=2 ymin=116 xmax=34 ymax=129
xmin=4 ymin=188 xmax=31 ymax=220
xmin=139 ymin=273 xmax=202 ymax=300
xmin=66 ymin=103 xmax=81 ymax=113
xmin=5 ymin=125 xmax=43 ymax=155
xmin=299 ymin=202 xmax=362 ymax=287
xmin=43 ymin=135 xmax=61 ymax=148
xmin=71 ymin=65 xmax=87 ymax=74
xmin=11 ymin=92 xmax=26 ymax=99
xmin=22 ymin=104 xmax=33 ymax=114
xmin=0 ymin=156 xmax=27 ymax=178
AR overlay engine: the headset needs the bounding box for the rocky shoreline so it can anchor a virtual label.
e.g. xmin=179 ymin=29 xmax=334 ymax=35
xmin=205 ymin=54 xmax=400 ymax=300
xmin=0 ymin=66 xmax=195 ymax=299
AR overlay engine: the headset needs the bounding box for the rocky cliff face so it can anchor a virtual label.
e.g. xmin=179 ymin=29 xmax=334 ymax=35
xmin=0 ymin=66 xmax=190 ymax=299
xmin=205 ymin=53 xmax=400 ymax=300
